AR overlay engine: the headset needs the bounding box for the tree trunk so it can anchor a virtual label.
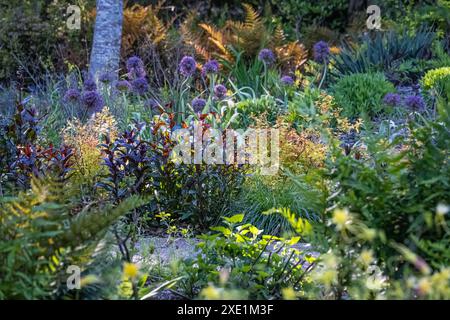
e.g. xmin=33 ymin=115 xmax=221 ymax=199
xmin=89 ymin=0 xmax=123 ymax=80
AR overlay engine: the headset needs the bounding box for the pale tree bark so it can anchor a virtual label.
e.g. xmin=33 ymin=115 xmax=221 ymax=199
xmin=89 ymin=0 xmax=124 ymax=80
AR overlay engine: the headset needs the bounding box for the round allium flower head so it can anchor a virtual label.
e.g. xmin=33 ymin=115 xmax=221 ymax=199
xmin=131 ymin=77 xmax=149 ymax=95
xmin=126 ymin=56 xmax=144 ymax=71
xmin=63 ymin=88 xmax=81 ymax=102
xmin=115 ymin=80 xmax=132 ymax=92
xmin=313 ymin=41 xmax=330 ymax=64
xmin=383 ymin=93 xmax=402 ymax=106
xmin=126 ymin=56 xmax=146 ymax=79
xmin=202 ymin=59 xmax=219 ymax=76
xmin=83 ymin=78 xmax=97 ymax=91
xmin=405 ymin=95 xmax=425 ymax=111
xmin=280 ymin=75 xmax=294 ymax=86
xmin=258 ymin=48 xmax=276 ymax=65
xmin=99 ymin=72 xmax=114 ymax=84
xmin=191 ymin=97 xmax=207 ymax=113
xmin=179 ymin=56 xmax=197 ymax=77
xmin=214 ymin=84 xmax=227 ymax=99
xmin=82 ymin=90 xmax=104 ymax=111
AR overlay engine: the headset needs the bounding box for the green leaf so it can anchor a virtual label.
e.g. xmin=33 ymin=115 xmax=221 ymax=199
xmin=210 ymin=226 xmax=232 ymax=236
xmin=224 ymin=214 xmax=245 ymax=224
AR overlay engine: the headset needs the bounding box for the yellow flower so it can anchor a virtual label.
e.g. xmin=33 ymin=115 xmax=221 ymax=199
xmin=200 ymin=285 xmax=221 ymax=300
xmin=330 ymin=46 xmax=341 ymax=55
xmin=365 ymin=275 xmax=384 ymax=291
xmin=282 ymin=287 xmax=297 ymax=300
xmin=123 ymin=262 xmax=139 ymax=279
xmin=332 ymin=208 xmax=351 ymax=230
xmin=359 ymin=249 xmax=374 ymax=266
xmin=417 ymin=278 xmax=431 ymax=296
xmin=319 ymin=270 xmax=338 ymax=288
xmin=430 ymin=268 xmax=450 ymax=294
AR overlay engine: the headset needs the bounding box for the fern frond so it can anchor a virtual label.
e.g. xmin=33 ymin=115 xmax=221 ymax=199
xmin=263 ymin=207 xmax=313 ymax=236
xmin=242 ymin=3 xmax=262 ymax=29
xmin=273 ymin=24 xmax=286 ymax=47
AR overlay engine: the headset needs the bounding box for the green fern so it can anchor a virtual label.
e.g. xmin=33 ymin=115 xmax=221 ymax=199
xmin=0 ymin=178 xmax=145 ymax=299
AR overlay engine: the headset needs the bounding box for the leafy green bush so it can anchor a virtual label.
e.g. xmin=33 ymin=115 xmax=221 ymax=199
xmin=332 ymin=73 xmax=395 ymax=118
xmin=269 ymin=0 xmax=349 ymax=34
xmin=421 ymin=67 xmax=450 ymax=90
xmin=235 ymin=95 xmax=281 ymax=127
xmin=0 ymin=0 xmax=95 ymax=83
xmin=174 ymin=213 xmax=315 ymax=299
xmin=325 ymin=101 xmax=450 ymax=268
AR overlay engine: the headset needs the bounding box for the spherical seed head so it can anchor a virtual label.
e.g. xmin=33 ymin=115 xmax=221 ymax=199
xmin=115 ymin=80 xmax=132 ymax=92
xmin=179 ymin=56 xmax=197 ymax=77
xmin=192 ymin=97 xmax=206 ymax=113
xmin=63 ymin=88 xmax=81 ymax=102
xmin=405 ymin=95 xmax=425 ymax=111
xmin=202 ymin=59 xmax=219 ymax=76
xmin=313 ymin=41 xmax=330 ymax=64
xmin=131 ymin=77 xmax=149 ymax=95
xmin=214 ymin=84 xmax=227 ymax=99
xmin=383 ymin=93 xmax=402 ymax=106
xmin=258 ymin=48 xmax=276 ymax=65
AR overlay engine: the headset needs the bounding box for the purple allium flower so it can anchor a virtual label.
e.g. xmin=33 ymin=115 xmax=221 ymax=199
xmin=191 ymin=98 xmax=206 ymax=113
xmin=115 ymin=80 xmax=132 ymax=92
xmin=405 ymin=95 xmax=425 ymax=111
xmin=83 ymin=78 xmax=97 ymax=91
xmin=281 ymin=75 xmax=294 ymax=86
xmin=126 ymin=56 xmax=146 ymax=79
xmin=131 ymin=77 xmax=149 ymax=95
xmin=82 ymin=90 xmax=104 ymax=111
xmin=126 ymin=56 xmax=143 ymax=70
xmin=258 ymin=48 xmax=276 ymax=65
xmin=214 ymin=84 xmax=227 ymax=99
xmin=99 ymin=72 xmax=115 ymax=84
xmin=63 ymin=88 xmax=81 ymax=102
xmin=179 ymin=56 xmax=197 ymax=77
xmin=383 ymin=93 xmax=402 ymax=106
xmin=313 ymin=41 xmax=330 ymax=64
xmin=202 ymin=59 xmax=219 ymax=76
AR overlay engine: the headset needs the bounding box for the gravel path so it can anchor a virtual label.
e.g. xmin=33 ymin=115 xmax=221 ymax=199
xmin=133 ymin=236 xmax=318 ymax=267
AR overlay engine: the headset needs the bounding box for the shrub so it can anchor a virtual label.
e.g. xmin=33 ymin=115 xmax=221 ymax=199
xmin=0 ymin=99 xmax=74 ymax=191
xmin=325 ymin=101 xmax=450 ymax=268
xmin=98 ymin=112 xmax=246 ymax=230
xmin=235 ymin=95 xmax=281 ymax=127
xmin=269 ymin=0 xmax=349 ymax=34
xmin=332 ymin=73 xmax=396 ymax=118
xmin=175 ymin=213 xmax=315 ymax=299
xmin=421 ymin=67 xmax=450 ymax=91
xmin=62 ymin=107 xmax=118 ymax=197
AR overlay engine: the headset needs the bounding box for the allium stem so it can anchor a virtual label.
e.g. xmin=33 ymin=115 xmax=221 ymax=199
xmin=318 ymin=64 xmax=327 ymax=90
